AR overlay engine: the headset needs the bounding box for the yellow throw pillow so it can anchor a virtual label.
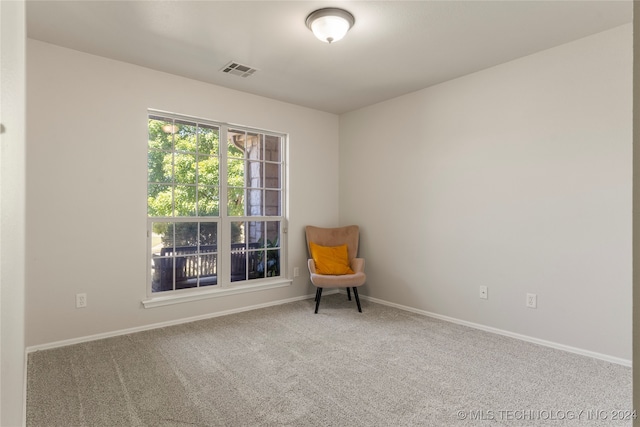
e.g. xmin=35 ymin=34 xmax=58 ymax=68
xmin=309 ymin=242 xmax=355 ymax=275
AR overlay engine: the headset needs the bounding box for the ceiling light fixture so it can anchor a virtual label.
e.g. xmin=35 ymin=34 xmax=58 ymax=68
xmin=305 ymin=8 xmax=355 ymax=44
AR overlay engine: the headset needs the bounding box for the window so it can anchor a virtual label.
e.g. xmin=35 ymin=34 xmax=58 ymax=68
xmin=147 ymin=112 xmax=286 ymax=297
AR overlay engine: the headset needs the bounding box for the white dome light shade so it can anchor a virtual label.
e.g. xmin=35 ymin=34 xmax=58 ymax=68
xmin=306 ymin=8 xmax=355 ymax=44
xmin=310 ymin=15 xmax=350 ymax=43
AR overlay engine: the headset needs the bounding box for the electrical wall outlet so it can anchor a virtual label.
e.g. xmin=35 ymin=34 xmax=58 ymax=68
xmin=293 ymin=267 xmax=300 ymax=277
xmin=479 ymin=286 xmax=488 ymax=299
xmin=76 ymin=293 xmax=87 ymax=308
xmin=526 ymin=293 xmax=537 ymax=309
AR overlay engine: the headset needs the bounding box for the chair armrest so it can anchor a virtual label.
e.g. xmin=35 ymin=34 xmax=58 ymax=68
xmin=351 ymin=258 xmax=365 ymax=273
xmin=307 ymin=258 xmax=317 ymax=274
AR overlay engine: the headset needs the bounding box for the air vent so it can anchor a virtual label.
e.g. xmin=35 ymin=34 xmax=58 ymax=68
xmin=220 ymin=61 xmax=258 ymax=78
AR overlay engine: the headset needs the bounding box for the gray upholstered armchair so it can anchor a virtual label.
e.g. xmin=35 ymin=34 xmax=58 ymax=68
xmin=305 ymin=225 xmax=366 ymax=313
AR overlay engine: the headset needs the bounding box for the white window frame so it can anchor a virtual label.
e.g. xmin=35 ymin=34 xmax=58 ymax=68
xmin=143 ymin=110 xmax=290 ymax=308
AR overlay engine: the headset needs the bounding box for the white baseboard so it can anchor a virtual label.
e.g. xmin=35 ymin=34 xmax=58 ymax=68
xmin=27 ymin=288 xmax=630 ymax=368
xmin=355 ymin=292 xmax=631 ymax=367
xmin=26 ymin=289 xmax=339 ymax=353
xmin=23 ymin=349 xmax=28 ymax=423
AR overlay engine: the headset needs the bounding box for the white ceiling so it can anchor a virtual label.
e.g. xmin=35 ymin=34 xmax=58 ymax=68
xmin=26 ymin=0 xmax=632 ymax=115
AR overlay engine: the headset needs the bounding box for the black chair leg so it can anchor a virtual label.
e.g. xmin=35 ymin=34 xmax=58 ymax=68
xmin=346 ymin=287 xmax=351 ymax=301
xmin=353 ymin=287 xmax=362 ymax=313
xmin=314 ymin=288 xmax=323 ymax=313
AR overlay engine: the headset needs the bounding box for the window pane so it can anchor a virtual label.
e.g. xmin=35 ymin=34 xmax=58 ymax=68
xmin=247 ymin=133 xmax=263 ymax=161
xmin=198 ymin=124 xmax=219 ymax=156
xmin=249 ymin=251 xmax=267 ymax=280
xmin=247 ymin=159 xmax=262 ymax=188
xmin=231 ymin=221 xmax=245 ymax=245
xmin=257 ymin=222 xmax=281 ymax=278
xmin=247 ymin=189 xmax=262 ymax=216
xmin=265 ymin=135 xmax=281 ymax=162
xmin=198 ymin=155 xmax=219 ymax=186
xmin=174 ymin=185 xmax=196 ymax=216
xmin=148 ymin=184 xmax=173 ymax=217
xmin=266 ymin=221 xmax=280 ymax=247
xmin=174 ymin=120 xmax=197 ymax=153
xmin=152 ymin=257 xmax=174 ymax=292
xmin=175 ymin=254 xmax=198 ymax=290
xmin=150 ymin=222 xmax=174 ymax=292
xmin=230 ymin=250 xmax=247 ymax=282
xmin=199 ymin=222 xmax=217 ymax=246
xmin=227 ymin=188 xmax=244 ymax=216
xmin=265 ymin=190 xmax=280 ymax=216
xmin=174 ymin=153 xmax=197 ymax=184
xmin=230 ymin=220 xmax=247 ymax=282
xmin=251 ymin=250 xmax=265 ymax=280
xmin=227 ymin=158 xmax=245 ymax=186
xmin=198 ymin=186 xmax=219 ymax=216
xmin=228 ymin=129 xmax=245 ymax=158
xmin=247 ymin=221 xmax=269 ymax=280
xmin=152 ymin=222 xmax=174 ymax=248
xmin=198 ymin=253 xmax=218 ymax=287
xmin=266 ymin=249 xmax=280 ymax=277
xmin=171 ymin=228 xmax=199 ymax=290
xmin=247 ymin=220 xmax=264 ymax=246
xmin=148 ymin=150 xmax=172 ymax=184
xmin=150 ymin=221 xmax=221 ymax=292
xmin=174 ymin=222 xmax=198 ymax=247
xmin=148 ymin=117 xmax=174 ymax=150
xmin=265 ymin=163 xmax=280 ymax=189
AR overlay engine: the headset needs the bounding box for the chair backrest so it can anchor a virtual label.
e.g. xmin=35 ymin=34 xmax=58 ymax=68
xmin=305 ymin=225 xmax=360 ymax=262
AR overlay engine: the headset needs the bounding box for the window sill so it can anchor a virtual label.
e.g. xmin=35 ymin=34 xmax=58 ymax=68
xmin=142 ymin=278 xmax=293 ymax=309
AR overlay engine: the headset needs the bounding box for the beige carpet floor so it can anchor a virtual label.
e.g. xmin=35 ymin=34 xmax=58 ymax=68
xmin=27 ymin=293 xmax=632 ymax=426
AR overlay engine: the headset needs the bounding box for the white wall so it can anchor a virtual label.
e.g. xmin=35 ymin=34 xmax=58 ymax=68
xmin=340 ymin=25 xmax=632 ymax=361
xmin=632 ymin=3 xmax=640 ymax=420
xmin=1 ymin=0 xmax=26 ymax=425
xmin=26 ymin=39 xmax=340 ymax=347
